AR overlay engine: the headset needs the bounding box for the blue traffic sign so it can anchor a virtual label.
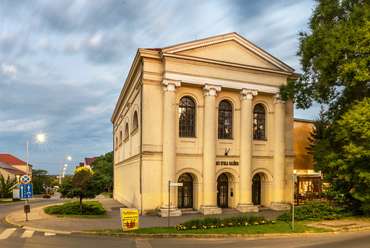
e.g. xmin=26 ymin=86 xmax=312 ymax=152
xmin=20 ymin=184 xmax=33 ymax=199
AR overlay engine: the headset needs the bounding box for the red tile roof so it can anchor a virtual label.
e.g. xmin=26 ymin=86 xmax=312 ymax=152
xmin=0 ymin=154 xmax=27 ymax=165
xmin=0 ymin=161 xmax=26 ymax=175
xmin=85 ymin=157 xmax=96 ymax=166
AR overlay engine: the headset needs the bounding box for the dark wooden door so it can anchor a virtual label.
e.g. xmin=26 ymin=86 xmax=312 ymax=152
xmin=252 ymin=174 xmax=261 ymax=205
xmin=178 ymin=173 xmax=193 ymax=208
xmin=217 ymin=173 xmax=228 ymax=208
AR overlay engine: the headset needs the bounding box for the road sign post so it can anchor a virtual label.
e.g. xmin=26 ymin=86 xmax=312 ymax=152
xmin=20 ymin=184 xmax=33 ymax=221
xmin=167 ymin=181 xmax=183 ymax=233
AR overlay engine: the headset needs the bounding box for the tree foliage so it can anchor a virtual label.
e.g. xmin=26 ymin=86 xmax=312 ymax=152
xmin=313 ymin=98 xmax=370 ymax=215
xmin=0 ymin=174 xmax=18 ymax=200
xmin=306 ymin=106 xmax=329 ymax=154
xmin=32 ymin=169 xmax=53 ymax=194
xmin=280 ymin=0 xmax=370 ymax=215
xmin=280 ymin=0 xmax=370 ymax=115
xmin=59 ymin=167 xmax=105 ymax=213
xmin=91 ymin=151 xmax=113 ymax=192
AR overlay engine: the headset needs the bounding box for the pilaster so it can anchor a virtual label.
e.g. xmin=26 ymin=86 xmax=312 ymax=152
xmin=237 ymin=89 xmax=259 ymax=213
xmin=270 ymin=93 xmax=290 ymax=211
xmin=160 ymin=79 xmax=182 ymax=217
xmin=199 ymin=84 xmax=222 ymax=215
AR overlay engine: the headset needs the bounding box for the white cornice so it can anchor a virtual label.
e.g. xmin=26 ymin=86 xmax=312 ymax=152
xmin=163 ymin=71 xmax=280 ymax=94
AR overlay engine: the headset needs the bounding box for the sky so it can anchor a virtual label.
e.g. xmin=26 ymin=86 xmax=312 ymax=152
xmin=0 ymin=0 xmax=319 ymax=175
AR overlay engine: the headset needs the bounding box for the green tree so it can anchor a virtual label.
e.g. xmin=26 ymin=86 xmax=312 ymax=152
xmin=91 ymin=151 xmax=113 ymax=192
xmin=0 ymin=174 xmax=18 ymax=200
xmin=280 ymin=0 xmax=370 ymax=215
xmin=313 ymin=98 xmax=370 ymax=215
xmin=32 ymin=169 xmax=53 ymax=194
xmin=59 ymin=167 xmax=105 ymax=213
xmin=280 ymin=0 xmax=370 ymax=115
xmin=306 ymin=106 xmax=329 ymax=154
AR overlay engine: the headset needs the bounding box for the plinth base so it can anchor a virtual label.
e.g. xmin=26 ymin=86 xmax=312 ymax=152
xmin=159 ymin=206 xmax=182 ymax=217
xmin=270 ymin=202 xmax=291 ymax=211
xmin=199 ymin=205 xmax=222 ymax=215
xmin=236 ymin=203 xmax=259 ymax=213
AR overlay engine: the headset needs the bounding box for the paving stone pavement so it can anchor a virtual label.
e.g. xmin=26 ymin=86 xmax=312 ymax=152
xmin=5 ymin=194 xmax=370 ymax=237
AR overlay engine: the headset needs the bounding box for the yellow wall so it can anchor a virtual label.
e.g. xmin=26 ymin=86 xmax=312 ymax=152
xmin=294 ymin=120 xmax=315 ymax=170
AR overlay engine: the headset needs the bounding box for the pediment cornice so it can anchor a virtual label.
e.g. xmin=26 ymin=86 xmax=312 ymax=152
xmin=162 ymin=55 xmax=292 ymax=77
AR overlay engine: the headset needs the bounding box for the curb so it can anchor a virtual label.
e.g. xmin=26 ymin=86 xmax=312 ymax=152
xmin=71 ymin=226 xmax=370 ymax=239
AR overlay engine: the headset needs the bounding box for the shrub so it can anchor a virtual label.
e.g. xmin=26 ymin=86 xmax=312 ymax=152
xmin=44 ymin=201 xmax=105 ymax=215
xmin=43 ymin=194 xmax=51 ymax=198
xmin=277 ymin=201 xmax=352 ymax=221
xmin=180 ymin=215 xmax=271 ymax=230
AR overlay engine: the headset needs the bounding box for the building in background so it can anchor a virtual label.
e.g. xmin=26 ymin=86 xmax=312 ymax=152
xmin=0 ymin=154 xmax=31 ymax=181
xmin=293 ymin=119 xmax=322 ymax=204
xmin=111 ymin=33 xmax=300 ymax=216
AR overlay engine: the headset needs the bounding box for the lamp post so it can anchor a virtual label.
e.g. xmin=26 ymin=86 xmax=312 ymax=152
xmin=59 ymin=157 xmax=71 ymax=184
xmin=26 ymin=133 xmax=45 ymax=221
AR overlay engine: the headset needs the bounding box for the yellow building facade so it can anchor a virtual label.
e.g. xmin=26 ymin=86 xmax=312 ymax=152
xmin=111 ymin=33 xmax=300 ymax=216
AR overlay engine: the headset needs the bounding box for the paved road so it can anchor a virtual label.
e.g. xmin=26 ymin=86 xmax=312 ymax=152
xmin=1 ymin=196 xmax=370 ymax=248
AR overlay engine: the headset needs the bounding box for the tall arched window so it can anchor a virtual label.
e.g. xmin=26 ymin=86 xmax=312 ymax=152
xmin=253 ymin=104 xmax=266 ymax=140
xmin=179 ymin=97 xmax=195 ymax=137
xmin=125 ymin=123 xmax=129 ymax=139
xmin=218 ymin=100 xmax=232 ymax=139
xmin=133 ymin=111 xmax=138 ymax=130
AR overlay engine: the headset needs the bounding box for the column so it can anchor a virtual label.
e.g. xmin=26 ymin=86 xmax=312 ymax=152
xmin=237 ymin=89 xmax=259 ymax=213
xmin=270 ymin=94 xmax=290 ymax=211
xmin=160 ymin=79 xmax=182 ymax=217
xmin=199 ymin=84 xmax=222 ymax=215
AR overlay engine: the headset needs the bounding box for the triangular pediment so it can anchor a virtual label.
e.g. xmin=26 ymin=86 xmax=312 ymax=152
xmin=161 ymin=33 xmax=294 ymax=73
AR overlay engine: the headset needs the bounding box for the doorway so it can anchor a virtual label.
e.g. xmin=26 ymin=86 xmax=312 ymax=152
xmin=252 ymin=173 xmax=261 ymax=205
xmin=178 ymin=173 xmax=193 ymax=208
xmin=217 ymin=173 xmax=228 ymax=208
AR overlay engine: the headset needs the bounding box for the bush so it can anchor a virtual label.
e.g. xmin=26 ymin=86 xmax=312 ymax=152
xmin=182 ymin=215 xmax=268 ymax=228
xmin=44 ymin=201 xmax=105 ymax=215
xmin=277 ymin=201 xmax=352 ymax=221
xmin=43 ymin=194 xmax=51 ymax=198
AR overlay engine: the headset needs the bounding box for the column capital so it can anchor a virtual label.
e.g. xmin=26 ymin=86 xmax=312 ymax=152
xmin=203 ymin=84 xmax=221 ymax=96
xmin=273 ymin=93 xmax=285 ymax=104
xmin=162 ymin=79 xmax=181 ymax=92
xmin=240 ymin=89 xmax=258 ymax=101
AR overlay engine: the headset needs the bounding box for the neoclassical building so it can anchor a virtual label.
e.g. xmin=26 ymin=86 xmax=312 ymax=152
xmin=111 ymin=33 xmax=299 ymax=216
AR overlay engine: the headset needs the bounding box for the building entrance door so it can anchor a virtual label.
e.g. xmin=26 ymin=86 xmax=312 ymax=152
xmin=178 ymin=173 xmax=193 ymax=208
xmin=217 ymin=173 xmax=228 ymax=208
xmin=252 ymin=173 xmax=261 ymax=205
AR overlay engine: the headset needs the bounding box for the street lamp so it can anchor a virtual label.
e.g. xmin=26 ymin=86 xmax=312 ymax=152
xmin=26 ymin=133 xmax=46 ymax=221
xmin=59 ymin=157 xmax=71 ymax=184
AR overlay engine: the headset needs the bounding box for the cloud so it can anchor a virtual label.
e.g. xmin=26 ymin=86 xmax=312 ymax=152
xmin=1 ymin=63 xmax=17 ymax=80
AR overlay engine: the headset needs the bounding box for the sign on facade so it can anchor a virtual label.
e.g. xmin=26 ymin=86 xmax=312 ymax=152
xmin=120 ymin=208 xmax=139 ymax=231
xmin=19 ymin=184 xmax=33 ymax=199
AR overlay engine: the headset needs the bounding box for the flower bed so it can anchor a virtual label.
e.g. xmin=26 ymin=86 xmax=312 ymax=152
xmin=176 ymin=215 xmax=275 ymax=230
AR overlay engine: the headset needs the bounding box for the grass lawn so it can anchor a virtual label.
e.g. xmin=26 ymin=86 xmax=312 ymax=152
xmin=44 ymin=201 xmax=109 ymax=218
xmin=86 ymin=221 xmax=332 ymax=234
xmin=100 ymin=192 xmax=112 ymax=198
xmin=0 ymin=200 xmax=16 ymax=204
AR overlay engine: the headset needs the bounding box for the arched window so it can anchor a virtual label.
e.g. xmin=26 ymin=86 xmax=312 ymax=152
xmin=179 ymin=97 xmax=195 ymax=137
xmin=125 ymin=123 xmax=129 ymax=139
xmin=218 ymin=100 xmax=232 ymax=139
xmin=253 ymin=104 xmax=266 ymax=140
xmin=133 ymin=111 xmax=138 ymax=130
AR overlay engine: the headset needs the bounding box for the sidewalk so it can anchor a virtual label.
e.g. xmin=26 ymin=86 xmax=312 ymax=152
xmin=6 ymin=195 xmax=287 ymax=234
xmin=5 ymin=195 xmax=370 ymax=236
